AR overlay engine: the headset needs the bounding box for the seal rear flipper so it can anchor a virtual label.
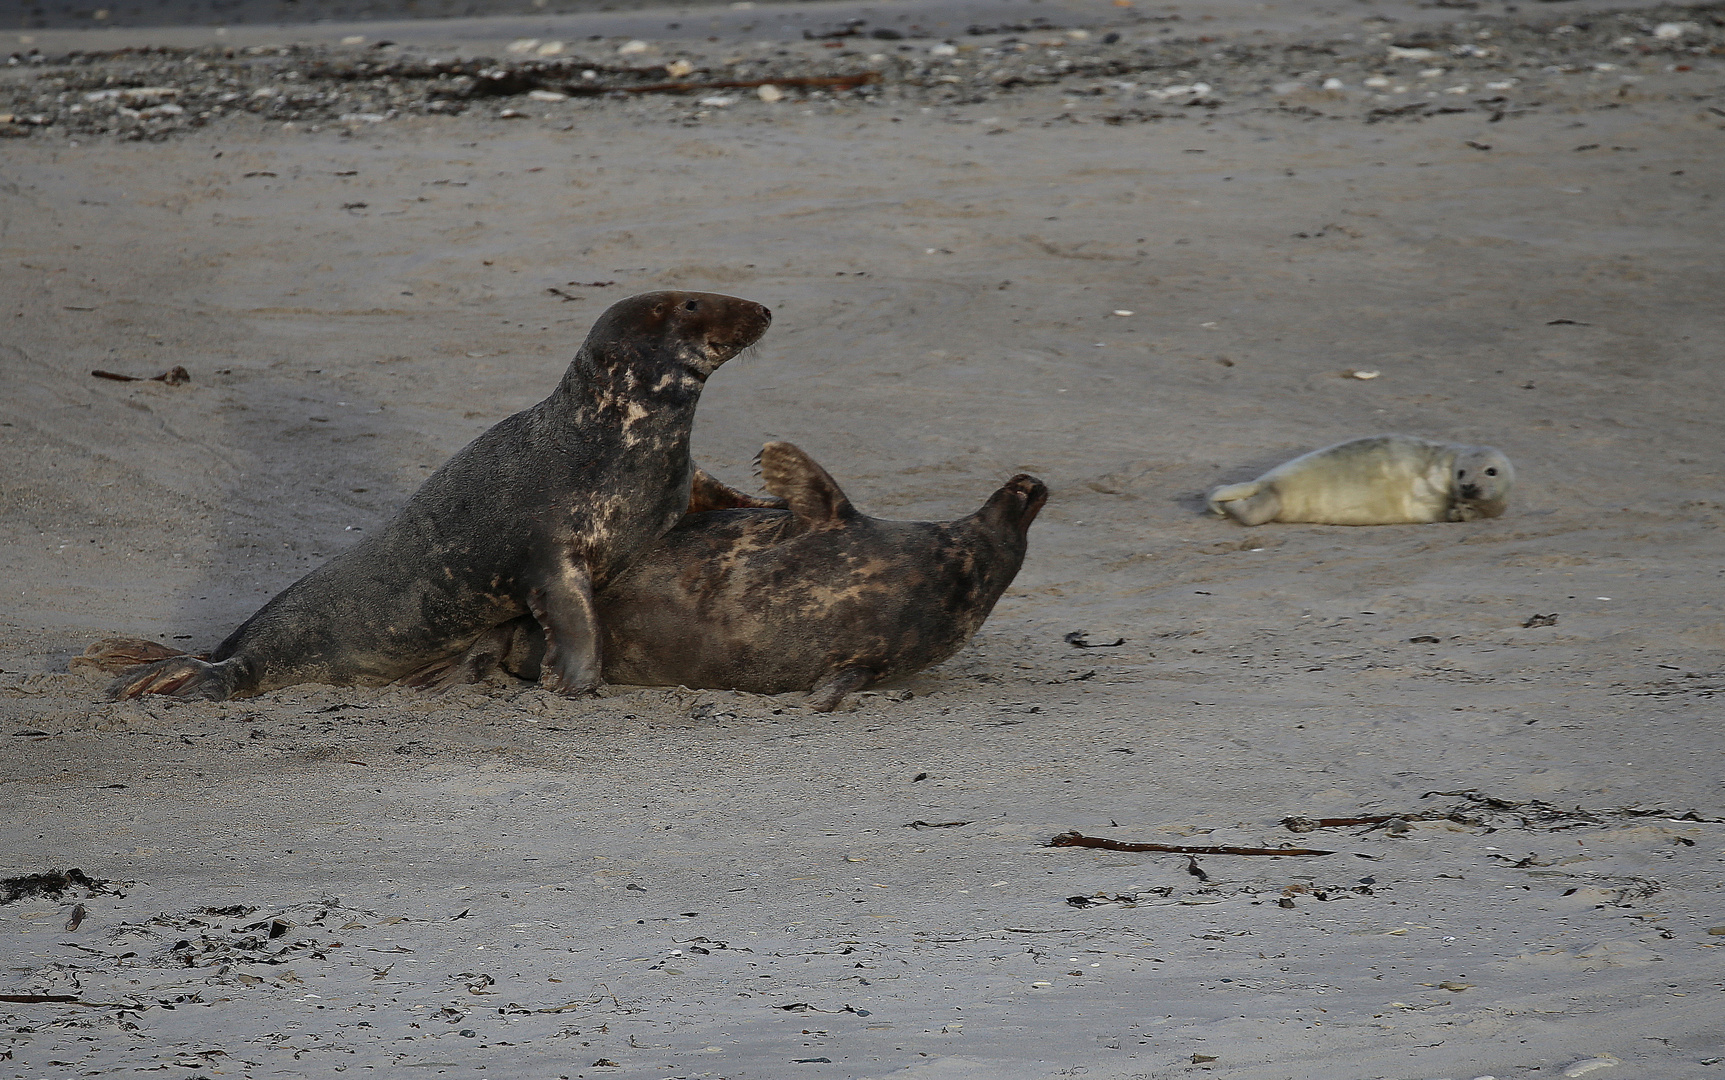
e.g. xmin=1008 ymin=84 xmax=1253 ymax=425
xmin=107 ymin=656 xmax=244 ymax=701
xmin=756 ymin=442 xmax=855 ymax=531
xmin=688 ymin=465 xmax=788 ymax=513
xmin=805 ymin=666 xmax=876 ymax=713
xmin=526 ymin=566 xmax=602 ymax=696
xmin=1207 ymin=482 xmax=1279 ymax=526
xmin=71 ymin=637 xmax=194 ymax=676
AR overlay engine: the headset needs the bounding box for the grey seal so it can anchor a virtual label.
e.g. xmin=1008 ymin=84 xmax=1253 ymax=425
xmin=104 ymin=290 xmax=772 ymax=700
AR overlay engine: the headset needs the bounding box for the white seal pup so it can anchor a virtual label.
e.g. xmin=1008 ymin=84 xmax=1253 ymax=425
xmin=1207 ymin=434 xmax=1513 ymax=526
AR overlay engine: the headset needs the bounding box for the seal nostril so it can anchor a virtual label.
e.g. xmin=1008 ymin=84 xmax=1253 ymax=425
xmin=684 ymin=299 xmax=700 ymax=312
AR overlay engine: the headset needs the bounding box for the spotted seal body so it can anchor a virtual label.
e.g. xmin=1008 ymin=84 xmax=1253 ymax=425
xmin=1207 ymin=434 xmax=1513 ymax=526
xmin=105 ymin=291 xmax=772 ymax=701
xmin=455 ymin=443 xmax=1047 ymax=711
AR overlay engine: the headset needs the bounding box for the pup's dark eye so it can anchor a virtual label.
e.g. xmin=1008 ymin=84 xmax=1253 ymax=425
xmin=683 ymin=299 xmax=700 ymax=312
xmin=1485 ymin=467 xmax=1498 ymax=476
xmin=1457 ymin=470 xmax=1467 ymax=478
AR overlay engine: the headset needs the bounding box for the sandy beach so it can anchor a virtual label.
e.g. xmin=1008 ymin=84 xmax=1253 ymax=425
xmin=3 ymin=1 xmax=1724 ymax=1076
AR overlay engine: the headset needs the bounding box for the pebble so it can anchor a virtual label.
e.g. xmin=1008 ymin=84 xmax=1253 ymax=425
xmin=617 ymin=39 xmax=651 ymax=56
xmin=1562 ymin=1058 xmax=1620 ymax=1078
xmin=756 ymin=84 xmax=784 ymax=103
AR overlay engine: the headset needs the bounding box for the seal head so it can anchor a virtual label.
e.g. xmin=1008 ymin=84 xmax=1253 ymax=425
xmin=1448 ymin=445 xmax=1514 ymax=521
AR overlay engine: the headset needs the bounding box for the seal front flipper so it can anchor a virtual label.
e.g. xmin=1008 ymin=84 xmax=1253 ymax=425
xmin=756 ymin=441 xmax=856 ymax=532
xmin=1207 ymin=481 xmax=1280 ymax=526
xmin=688 ymin=465 xmax=787 ymax=513
xmin=806 ymin=666 xmax=876 ymax=713
xmin=400 ymin=617 xmax=545 ymax=690
xmin=526 ymin=564 xmax=602 ymax=695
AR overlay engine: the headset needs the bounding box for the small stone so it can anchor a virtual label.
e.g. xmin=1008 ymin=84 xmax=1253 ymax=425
xmin=757 ymin=84 xmax=784 ymax=103
xmin=618 ymin=39 xmax=651 ymax=56
xmin=528 ymin=90 xmax=568 ymax=102
xmin=1323 ymin=78 xmax=1344 ymax=90
xmin=1562 ymin=1058 xmax=1620 ymax=1078
xmin=666 ymin=59 xmax=696 ymax=77
xmin=506 ymin=38 xmax=540 ymax=54
xmin=536 ymin=41 xmax=565 ymax=56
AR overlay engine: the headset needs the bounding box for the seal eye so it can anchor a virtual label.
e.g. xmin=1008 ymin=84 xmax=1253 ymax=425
xmin=1457 ymin=469 xmax=1467 ymax=479
xmin=683 ymin=299 xmax=700 ymax=312
xmin=1485 ymin=467 xmax=1498 ymax=476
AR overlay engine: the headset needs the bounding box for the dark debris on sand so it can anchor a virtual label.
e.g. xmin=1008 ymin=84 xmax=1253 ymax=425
xmin=0 ymin=868 xmax=122 ymax=904
xmin=1 ymin=4 xmax=1719 ymax=139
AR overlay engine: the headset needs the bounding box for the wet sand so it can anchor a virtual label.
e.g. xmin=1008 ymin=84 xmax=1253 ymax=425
xmin=3 ymin=1 xmax=1724 ymax=1077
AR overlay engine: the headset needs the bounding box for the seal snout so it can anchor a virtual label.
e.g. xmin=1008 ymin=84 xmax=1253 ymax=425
xmin=986 ymin=473 xmax=1049 ymax=535
xmin=682 ymin=295 xmax=771 ymax=371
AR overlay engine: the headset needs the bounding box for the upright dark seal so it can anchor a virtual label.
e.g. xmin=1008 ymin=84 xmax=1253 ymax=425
xmin=106 ymin=291 xmax=773 ymax=701
xmin=445 ymin=442 xmax=1048 ymax=711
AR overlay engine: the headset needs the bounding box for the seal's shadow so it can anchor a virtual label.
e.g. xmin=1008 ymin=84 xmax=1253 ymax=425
xmin=170 ymin=362 xmax=421 ymax=649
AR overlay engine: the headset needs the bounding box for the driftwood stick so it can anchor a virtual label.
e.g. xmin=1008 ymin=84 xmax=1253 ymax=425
xmin=1048 ymin=831 xmax=1334 ymax=857
xmin=0 ymin=994 xmax=113 ymax=1006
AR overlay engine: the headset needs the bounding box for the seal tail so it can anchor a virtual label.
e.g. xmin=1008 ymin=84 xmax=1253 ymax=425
xmin=107 ymin=655 xmax=244 ymax=701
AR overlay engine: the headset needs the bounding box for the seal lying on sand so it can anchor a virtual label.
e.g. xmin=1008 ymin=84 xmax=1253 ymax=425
xmin=105 ymin=291 xmax=772 ymax=701
xmin=435 ymin=442 xmax=1048 ymax=712
xmin=1207 ymin=434 xmax=1513 ymax=526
